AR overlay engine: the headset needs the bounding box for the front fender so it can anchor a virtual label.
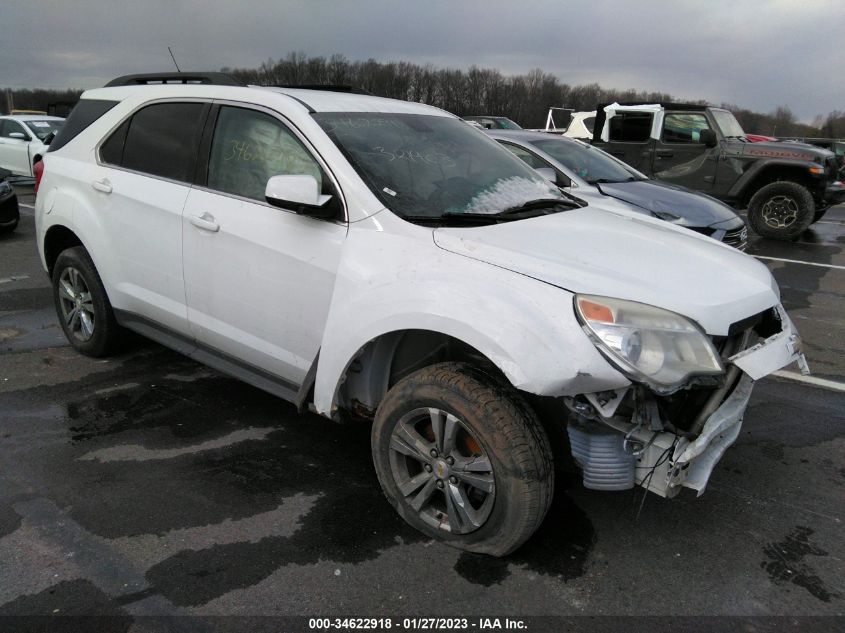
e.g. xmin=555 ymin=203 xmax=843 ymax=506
xmin=313 ymin=214 xmax=629 ymax=416
xmin=727 ymin=158 xmax=819 ymax=200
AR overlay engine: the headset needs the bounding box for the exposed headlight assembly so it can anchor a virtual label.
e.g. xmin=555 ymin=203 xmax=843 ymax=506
xmin=575 ymin=294 xmax=724 ymax=393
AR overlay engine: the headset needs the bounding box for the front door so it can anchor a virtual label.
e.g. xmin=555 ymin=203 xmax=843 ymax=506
xmin=183 ymin=104 xmax=347 ymax=387
xmin=651 ymin=111 xmax=718 ymax=191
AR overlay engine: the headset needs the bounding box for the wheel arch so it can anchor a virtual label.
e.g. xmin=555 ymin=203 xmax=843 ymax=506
xmin=324 ymin=328 xmax=511 ymax=420
xmin=732 ymin=161 xmax=817 ymax=206
xmin=43 ymin=224 xmax=85 ymax=276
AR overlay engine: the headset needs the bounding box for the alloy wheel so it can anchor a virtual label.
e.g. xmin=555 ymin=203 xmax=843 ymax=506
xmin=760 ymin=195 xmax=799 ymax=228
xmin=388 ymin=407 xmax=495 ymax=534
xmin=57 ymin=267 xmax=95 ymax=342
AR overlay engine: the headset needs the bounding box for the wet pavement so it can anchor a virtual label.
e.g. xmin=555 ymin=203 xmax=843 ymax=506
xmin=0 ymin=187 xmax=843 ymax=622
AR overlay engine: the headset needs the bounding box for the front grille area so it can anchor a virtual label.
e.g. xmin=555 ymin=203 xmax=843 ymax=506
xmin=722 ymin=225 xmax=748 ymax=250
xmin=826 ymin=156 xmax=839 ymax=181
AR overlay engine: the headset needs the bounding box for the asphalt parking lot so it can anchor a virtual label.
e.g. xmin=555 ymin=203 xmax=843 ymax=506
xmin=1 ymin=185 xmax=843 ymax=626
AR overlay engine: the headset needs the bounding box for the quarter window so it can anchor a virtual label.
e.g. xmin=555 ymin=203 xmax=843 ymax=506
xmin=114 ymin=102 xmax=207 ymax=182
xmin=207 ymin=106 xmax=324 ymax=203
xmin=662 ymin=113 xmax=712 ymax=144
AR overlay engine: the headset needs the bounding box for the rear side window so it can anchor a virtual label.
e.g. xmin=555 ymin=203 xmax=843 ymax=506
xmin=48 ymin=99 xmax=118 ymax=152
xmin=609 ymin=112 xmax=653 ymax=143
xmin=114 ymin=102 xmax=207 ymax=182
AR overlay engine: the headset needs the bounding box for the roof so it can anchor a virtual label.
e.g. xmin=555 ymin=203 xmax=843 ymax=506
xmin=256 ymin=87 xmax=449 ymax=115
xmin=0 ymin=114 xmax=64 ymax=121
xmin=81 ymin=83 xmax=450 ymax=117
xmin=596 ymin=101 xmax=720 ymax=112
xmin=485 ymin=129 xmax=580 ymax=144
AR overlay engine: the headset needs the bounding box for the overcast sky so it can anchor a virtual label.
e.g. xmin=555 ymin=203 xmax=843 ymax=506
xmin=2 ymin=0 xmax=843 ymax=122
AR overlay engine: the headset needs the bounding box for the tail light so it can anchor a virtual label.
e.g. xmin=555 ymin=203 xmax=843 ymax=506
xmin=33 ymin=159 xmax=44 ymax=194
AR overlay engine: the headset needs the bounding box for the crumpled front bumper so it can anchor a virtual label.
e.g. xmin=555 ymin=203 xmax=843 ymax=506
xmin=584 ymin=304 xmax=808 ymax=498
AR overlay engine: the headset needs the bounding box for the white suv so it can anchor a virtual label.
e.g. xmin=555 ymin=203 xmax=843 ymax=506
xmin=35 ymin=73 xmax=807 ymax=556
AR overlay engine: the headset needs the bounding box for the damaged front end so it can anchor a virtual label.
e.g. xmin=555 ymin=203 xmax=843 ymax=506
xmin=565 ymin=303 xmax=807 ymax=498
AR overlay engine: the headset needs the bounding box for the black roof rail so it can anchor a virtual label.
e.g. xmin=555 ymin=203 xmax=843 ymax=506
xmin=267 ymin=84 xmax=372 ymax=95
xmin=104 ymin=72 xmax=245 ymax=87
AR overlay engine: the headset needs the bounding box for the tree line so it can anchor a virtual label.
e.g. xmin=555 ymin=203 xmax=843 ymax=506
xmin=4 ymin=52 xmax=844 ymax=139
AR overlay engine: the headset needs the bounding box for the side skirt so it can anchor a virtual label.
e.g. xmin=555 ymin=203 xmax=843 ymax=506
xmin=114 ymin=309 xmax=301 ymax=404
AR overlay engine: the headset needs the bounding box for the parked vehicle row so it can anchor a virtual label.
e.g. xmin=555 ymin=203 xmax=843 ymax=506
xmin=591 ymin=103 xmax=845 ymax=240
xmin=35 ymin=73 xmax=807 ymax=556
xmin=486 ymin=130 xmax=747 ymax=249
xmin=0 ymin=114 xmax=65 ymax=178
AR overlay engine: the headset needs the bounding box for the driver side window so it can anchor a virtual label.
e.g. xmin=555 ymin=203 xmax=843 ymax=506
xmin=0 ymin=120 xmax=28 ymax=139
xmin=499 ymin=142 xmax=549 ymax=169
xmin=207 ymin=106 xmax=323 ymax=203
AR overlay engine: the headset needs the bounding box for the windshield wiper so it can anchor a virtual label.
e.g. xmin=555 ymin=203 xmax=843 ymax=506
xmin=589 ymin=177 xmax=639 ymax=184
xmin=497 ymin=197 xmax=579 ymax=216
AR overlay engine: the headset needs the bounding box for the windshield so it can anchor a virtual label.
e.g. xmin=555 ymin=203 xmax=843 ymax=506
xmin=532 ymin=138 xmax=639 ymax=184
xmin=711 ymin=110 xmax=745 ymax=138
xmin=314 ymin=113 xmax=564 ymax=219
xmin=495 ymin=118 xmax=522 ymax=130
xmin=24 ymin=120 xmax=64 ymax=141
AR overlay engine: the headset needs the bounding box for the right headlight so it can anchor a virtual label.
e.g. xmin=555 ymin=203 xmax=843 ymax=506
xmin=574 ymin=294 xmax=724 ymax=393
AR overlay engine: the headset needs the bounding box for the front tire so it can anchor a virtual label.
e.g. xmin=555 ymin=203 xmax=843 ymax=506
xmin=371 ymin=362 xmax=554 ymax=556
xmin=747 ymin=181 xmax=815 ymax=241
xmin=52 ymin=246 xmax=124 ymax=357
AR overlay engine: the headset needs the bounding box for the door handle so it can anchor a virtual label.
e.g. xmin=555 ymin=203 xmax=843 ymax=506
xmin=655 ymin=150 xmax=674 ymax=158
xmin=189 ymin=213 xmax=220 ymax=232
xmin=91 ymin=178 xmax=112 ymax=193
xmin=609 ymin=151 xmax=626 ymax=157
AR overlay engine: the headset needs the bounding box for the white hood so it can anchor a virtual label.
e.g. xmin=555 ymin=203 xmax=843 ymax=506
xmin=433 ymin=207 xmax=778 ymax=336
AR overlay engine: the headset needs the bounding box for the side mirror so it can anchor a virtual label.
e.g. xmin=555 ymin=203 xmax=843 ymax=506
xmin=8 ymin=132 xmax=27 ymax=140
xmin=265 ymin=175 xmax=333 ymax=216
xmin=699 ymin=129 xmax=717 ymax=148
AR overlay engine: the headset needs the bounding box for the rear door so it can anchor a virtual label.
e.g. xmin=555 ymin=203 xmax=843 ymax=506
xmin=651 ymin=111 xmax=718 ymax=191
xmin=597 ymin=106 xmax=661 ymax=174
xmin=92 ymin=100 xmax=209 ymax=334
xmin=0 ymin=119 xmax=34 ymax=176
xmin=182 ymin=103 xmax=347 ymax=387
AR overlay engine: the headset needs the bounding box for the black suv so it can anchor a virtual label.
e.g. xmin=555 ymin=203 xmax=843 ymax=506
xmin=592 ymin=103 xmax=845 ymax=240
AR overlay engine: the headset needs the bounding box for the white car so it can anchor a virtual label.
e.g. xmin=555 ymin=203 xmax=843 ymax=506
xmin=0 ymin=114 xmax=64 ymax=177
xmin=36 ymin=73 xmax=807 ymax=556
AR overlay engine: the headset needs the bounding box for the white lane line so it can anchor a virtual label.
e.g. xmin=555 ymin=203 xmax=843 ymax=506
xmin=754 ymin=255 xmax=845 ymax=271
xmin=19 ymin=203 xmax=34 ymax=209
xmin=772 ymin=370 xmax=845 ymax=393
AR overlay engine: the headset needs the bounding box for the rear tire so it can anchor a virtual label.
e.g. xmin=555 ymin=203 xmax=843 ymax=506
xmin=747 ymin=181 xmax=815 ymax=241
xmin=52 ymin=246 xmax=124 ymax=357
xmin=371 ymin=362 xmax=554 ymax=556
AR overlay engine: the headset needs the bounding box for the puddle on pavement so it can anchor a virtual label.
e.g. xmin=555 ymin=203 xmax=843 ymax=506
xmin=761 ymin=526 xmax=840 ymax=603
